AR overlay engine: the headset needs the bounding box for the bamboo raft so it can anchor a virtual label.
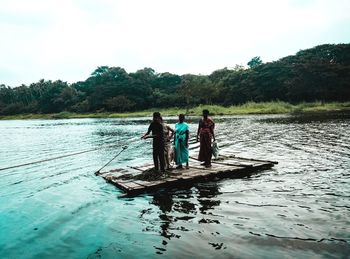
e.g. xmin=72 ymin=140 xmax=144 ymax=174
xmin=96 ymin=154 xmax=278 ymax=196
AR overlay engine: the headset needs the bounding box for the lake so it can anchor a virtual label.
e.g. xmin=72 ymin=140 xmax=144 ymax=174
xmin=0 ymin=113 xmax=349 ymax=258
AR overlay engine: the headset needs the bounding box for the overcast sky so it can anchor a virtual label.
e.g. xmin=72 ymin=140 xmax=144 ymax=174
xmin=0 ymin=0 xmax=349 ymax=86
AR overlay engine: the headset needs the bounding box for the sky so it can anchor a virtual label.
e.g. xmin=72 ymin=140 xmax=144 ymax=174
xmin=0 ymin=0 xmax=349 ymax=87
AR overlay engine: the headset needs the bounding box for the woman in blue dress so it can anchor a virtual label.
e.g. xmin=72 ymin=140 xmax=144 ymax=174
xmin=174 ymin=114 xmax=189 ymax=169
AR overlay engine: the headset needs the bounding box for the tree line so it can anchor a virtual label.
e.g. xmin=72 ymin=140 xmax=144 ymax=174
xmin=1 ymin=43 xmax=349 ymax=115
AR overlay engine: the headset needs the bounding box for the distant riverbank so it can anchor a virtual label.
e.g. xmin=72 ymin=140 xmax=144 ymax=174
xmin=1 ymin=101 xmax=349 ymax=120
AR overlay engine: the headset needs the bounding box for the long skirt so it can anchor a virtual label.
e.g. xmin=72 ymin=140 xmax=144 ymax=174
xmin=198 ymin=133 xmax=212 ymax=165
xmin=175 ymin=140 xmax=189 ymax=165
xmin=164 ymin=141 xmax=173 ymax=169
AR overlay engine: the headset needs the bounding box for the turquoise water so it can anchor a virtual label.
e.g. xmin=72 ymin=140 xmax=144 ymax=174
xmin=0 ymin=114 xmax=349 ymax=258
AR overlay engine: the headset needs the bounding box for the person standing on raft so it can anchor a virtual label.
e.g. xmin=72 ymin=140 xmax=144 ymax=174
xmin=160 ymin=116 xmax=174 ymax=169
xmin=141 ymin=112 xmax=166 ymax=174
xmin=197 ymin=109 xmax=215 ymax=167
xmin=174 ymin=114 xmax=189 ymax=169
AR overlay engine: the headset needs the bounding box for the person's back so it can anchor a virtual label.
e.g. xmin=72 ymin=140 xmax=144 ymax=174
xmin=161 ymin=120 xmax=174 ymax=169
xmin=197 ymin=109 xmax=215 ymax=167
xmin=141 ymin=112 xmax=166 ymax=173
xmin=149 ymin=120 xmax=164 ymax=147
xmin=174 ymin=114 xmax=189 ymax=169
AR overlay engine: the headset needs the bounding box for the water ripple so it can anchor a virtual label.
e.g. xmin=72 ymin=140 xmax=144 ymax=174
xmin=0 ymin=114 xmax=349 ymax=258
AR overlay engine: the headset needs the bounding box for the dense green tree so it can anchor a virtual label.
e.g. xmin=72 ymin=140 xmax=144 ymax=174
xmin=0 ymin=43 xmax=349 ymax=115
xmin=247 ymin=56 xmax=263 ymax=68
xmin=105 ymin=95 xmax=135 ymax=112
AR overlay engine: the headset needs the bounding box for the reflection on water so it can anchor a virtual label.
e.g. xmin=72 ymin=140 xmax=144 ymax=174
xmin=0 ymin=113 xmax=350 ymax=258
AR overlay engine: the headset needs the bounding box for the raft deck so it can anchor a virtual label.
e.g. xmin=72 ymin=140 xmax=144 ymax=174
xmin=96 ymin=155 xmax=277 ymax=196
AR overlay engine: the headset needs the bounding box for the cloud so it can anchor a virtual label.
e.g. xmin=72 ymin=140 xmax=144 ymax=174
xmin=0 ymin=0 xmax=349 ymax=86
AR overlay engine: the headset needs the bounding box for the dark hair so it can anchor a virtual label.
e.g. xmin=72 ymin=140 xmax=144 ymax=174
xmin=153 ymin=112 xmax=161 ymax=118
xmin=179 ymin=113 xmax=185 ymax=122
xmin=203 ymin=109 xmax=209 ymax=115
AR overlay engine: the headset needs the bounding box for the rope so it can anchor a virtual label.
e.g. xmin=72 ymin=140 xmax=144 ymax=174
xmin=0 ymin=139 xmax=139 ymax=172
xmin=95 ymin=146 xmax=128 ymax=174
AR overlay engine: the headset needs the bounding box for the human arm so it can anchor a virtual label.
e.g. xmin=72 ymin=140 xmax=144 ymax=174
xmin=196 ymin=120 xmax=201 ymax=142
xmin=142 ymin=134 xmax=156 ymax=139
xmin=167 ymin=125 xmax=175 ymax=141
xmin=186 ymin=130 xmax=189 ymax=147
xmin=173 ymin=124 xmax=177 ymax=144
xmin=141 ymin=123 xmax=155 ymax=139
xmin=211 ymin=121 xmax=215 ymax=141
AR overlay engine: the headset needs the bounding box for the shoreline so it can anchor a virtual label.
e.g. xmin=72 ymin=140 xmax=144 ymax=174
xmin=1 ymin=101 xmax=349 ymax=120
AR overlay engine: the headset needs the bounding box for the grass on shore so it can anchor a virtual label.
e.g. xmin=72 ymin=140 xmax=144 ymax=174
xmin=1 ymin=101 xmax=350 ymax=120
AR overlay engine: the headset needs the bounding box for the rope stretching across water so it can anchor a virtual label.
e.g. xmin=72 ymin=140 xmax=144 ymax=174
xmin=0 ymin=135 xmax=226 ymax=172
xmin=0 ymin=140 xmax=138 ymax=172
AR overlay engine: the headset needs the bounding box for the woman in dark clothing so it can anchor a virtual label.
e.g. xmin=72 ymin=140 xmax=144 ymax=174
xmin=141 ymin=112 xmax=165 ymax=173
xmin=196 ymin=109 xmax=215 ymax=167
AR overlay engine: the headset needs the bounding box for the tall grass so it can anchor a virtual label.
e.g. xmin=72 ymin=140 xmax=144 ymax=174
xmin=1 ymin=101 xmax=349 ymax=120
